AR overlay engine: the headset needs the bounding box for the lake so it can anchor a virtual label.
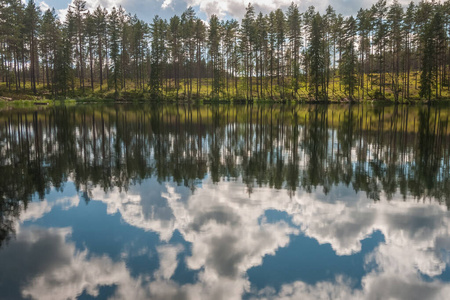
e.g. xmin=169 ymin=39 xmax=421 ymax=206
xmin=1 ymin=104 xmax=450 ymax=300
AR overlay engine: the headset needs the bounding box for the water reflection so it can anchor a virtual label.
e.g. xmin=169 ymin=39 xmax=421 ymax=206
xmin=1 ymin=104 xmax=450 ymax=299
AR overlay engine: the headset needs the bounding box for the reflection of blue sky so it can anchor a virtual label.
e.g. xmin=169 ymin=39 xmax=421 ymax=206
xmin=2 ymin=177 xmax=450 ymax=299
xmin=30 ymin=200 xmax=161 ymax=267
xmin=24 ymin=181 xmax=199 ymax=287
xmin=247 ymin=231 xmax=384 ymax=293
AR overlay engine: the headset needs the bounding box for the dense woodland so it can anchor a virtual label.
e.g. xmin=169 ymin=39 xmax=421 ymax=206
xmin=1 ymin=0 xmax=450 ymax=101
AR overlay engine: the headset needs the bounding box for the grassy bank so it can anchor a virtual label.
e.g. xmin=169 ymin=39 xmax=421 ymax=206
xmin=2 ymin=74 xmax=450 ymax=105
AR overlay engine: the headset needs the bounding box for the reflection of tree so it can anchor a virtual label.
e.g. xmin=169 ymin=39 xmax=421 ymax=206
xmin=1 ymin=104 xmax=450 ymax=245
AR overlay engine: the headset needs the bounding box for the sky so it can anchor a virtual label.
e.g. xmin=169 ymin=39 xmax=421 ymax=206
xmin=36 ymin=0 xmax=415 ymax=23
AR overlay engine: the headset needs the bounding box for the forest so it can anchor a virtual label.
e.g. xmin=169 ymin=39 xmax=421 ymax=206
xmin=0 ymin=0 xmax=450 ymax=102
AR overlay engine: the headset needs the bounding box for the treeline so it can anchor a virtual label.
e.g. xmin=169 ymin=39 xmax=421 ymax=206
xmin=0 ymin=0 xmax=450 ymax=101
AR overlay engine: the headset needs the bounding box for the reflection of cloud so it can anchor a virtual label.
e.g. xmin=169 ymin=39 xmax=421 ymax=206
xmin=254 ymin=261 xmax=450 ymax=300
xmin=19 ymin=195 xmax=79 ymax=223
xmin=293 ymin=190 xmax=450 ymax=257
xmin=155 ymin=244 xmax=184 ymax=280
xmin=92 ymin=180 xmax=299 ymax=298
xmin=89 ymin=178 xmax=450 ymax=299
xmin=91 ymin=183 xmax=177 ymax=241
xmin=251 ymin=274 xmax=450 ymax=300
xmin=252 ymin=276 xmax=358 ymax=300
xmin=19 ymin=201 xmax=52 ymax=223
xmin=182 ymin=196 xmax=297 ymax=281
xmin=8 ymin=176 xmax=450 ymax=300
xmin=0 ymin=226 xmax=147 ymax=300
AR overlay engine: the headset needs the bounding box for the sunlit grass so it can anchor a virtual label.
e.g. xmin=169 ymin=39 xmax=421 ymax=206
xmin=1 ymin=71 xmax=449 ymax=103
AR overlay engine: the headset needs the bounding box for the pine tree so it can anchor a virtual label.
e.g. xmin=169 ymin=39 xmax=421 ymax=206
xmin=130 ymin=15 xmax=148 ymax=92
xmin=93 ymin=6 xmax=107 ymax=91
xmin=223 ymin=19 xmax=239 ymax=98
xmin=241 ymin=4 xmax=255 ymax=100
xmin=274 ymin=9 xmax=286 ymax=99
xmin=108 ymin=7 xmax=121 ymax=95
xmin=340 ymin=16 xmax=358 ymax=100
xmin=403 ymin=2 xmax=415 ymax=99
xmin=357 ymin=8 xmax=370 ymax=100
xmin=72 ymin=0 xmax=87 ymax=93
xmin=420 ymin=10 xmax=446 ymax=102
xmin=150 ymin=15 xmax=166 ymax=98
xmin=387 ymin=0 xmax=403 ymax=102
xmin=168 ymin=15 xmax=182 ymax=98
xmin=194 ymin=18 xmax=206 ymax=97
xmin=287 ymin=2 xmax=302 ymax=98
xmin=6 ymin=0 xmax=25 ymax=91
xmin=208 ymin=14 xmax=221 ymax=96
xmin=181 ymin=7 xmax=196 ymax=98
xmin=373 ymin=0 xmax=388 ymax=99
xmin=255 ymin=12 xmax=268 ymax=99
xmin=85 ymin=12 xmax=96 ymax=92
xmin=24 ymin=0 xmax=40 ymax=94
xmin=308 ymin=12 xmax=325 ymax=100
xmin=118 ymin=7 xmax=130 ymax=91
xmin=39 ymin=9 xmax=58 ymax=91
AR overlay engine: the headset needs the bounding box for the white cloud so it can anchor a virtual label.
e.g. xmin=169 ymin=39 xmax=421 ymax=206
xmin=45 ymin=0 xmax=423 ymax=26
xmin=162 ymin=0 xmax=174 ymax=9
xmin=56 ymin=0 xmax=123 ymax=22
xmin=38 ymin=1 xmax=51 ymax=13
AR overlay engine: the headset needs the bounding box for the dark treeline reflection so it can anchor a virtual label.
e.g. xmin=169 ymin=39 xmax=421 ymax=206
xmin=1 ymin=104 xmax=450 ymax=245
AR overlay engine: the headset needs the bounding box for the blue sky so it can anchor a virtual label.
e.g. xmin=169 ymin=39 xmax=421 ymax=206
xmin=36 ymin=0 xmax=414 ymax=23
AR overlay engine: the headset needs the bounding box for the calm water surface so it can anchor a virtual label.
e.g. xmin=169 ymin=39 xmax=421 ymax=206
xmin=1 ymin=104 xmax=450 ymax=300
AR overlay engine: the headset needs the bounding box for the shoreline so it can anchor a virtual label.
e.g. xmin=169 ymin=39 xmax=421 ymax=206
xmin=2 ymin=98 xmax=450 ymax=107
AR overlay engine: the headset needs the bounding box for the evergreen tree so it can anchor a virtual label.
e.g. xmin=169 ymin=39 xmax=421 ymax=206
xmin=24 ymin=0 xmax=40 ymax=94
xmin=193 ymin=18 xmax=206 ymax=97
xmin=254 ymin=12 xmax=268 ymax=99
xmin=240 ymin=4 xmax=255 ymax=100
xmin=208 ymin=14 xmax=221 ymax=96
xmin=85 ymin=12 xmax=96 ymax=92
xmin=168 ymin=14 xmax=182 ymax=97
xmin=287 ymin=2 xmax=302 ymax=98
xmin=71 ymin=0 xmax=87 ymax=93
xmin=340 ymin=16 xmax=358 ymax=99
xmin=39 ymin=9 xmax=59 ymax=92
xmin=150 ymin=15 xmax=166 ymax=98
xmin=93 ymin=6 xmax=107 ymax=91
xmin=308 ymin=12 xmax=325 ymax=100
xmin=387 ymin=0 xmax=403 ymax=102
xmin=108 ymin=7 xmax=121 ymax=94
xmin=181 ymin=7 xmax=196 ymax=98
xmin=357 ymin=8 xmax=370 ymax=99
xmin=420 ymin=10 xmax=446 ymax=101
